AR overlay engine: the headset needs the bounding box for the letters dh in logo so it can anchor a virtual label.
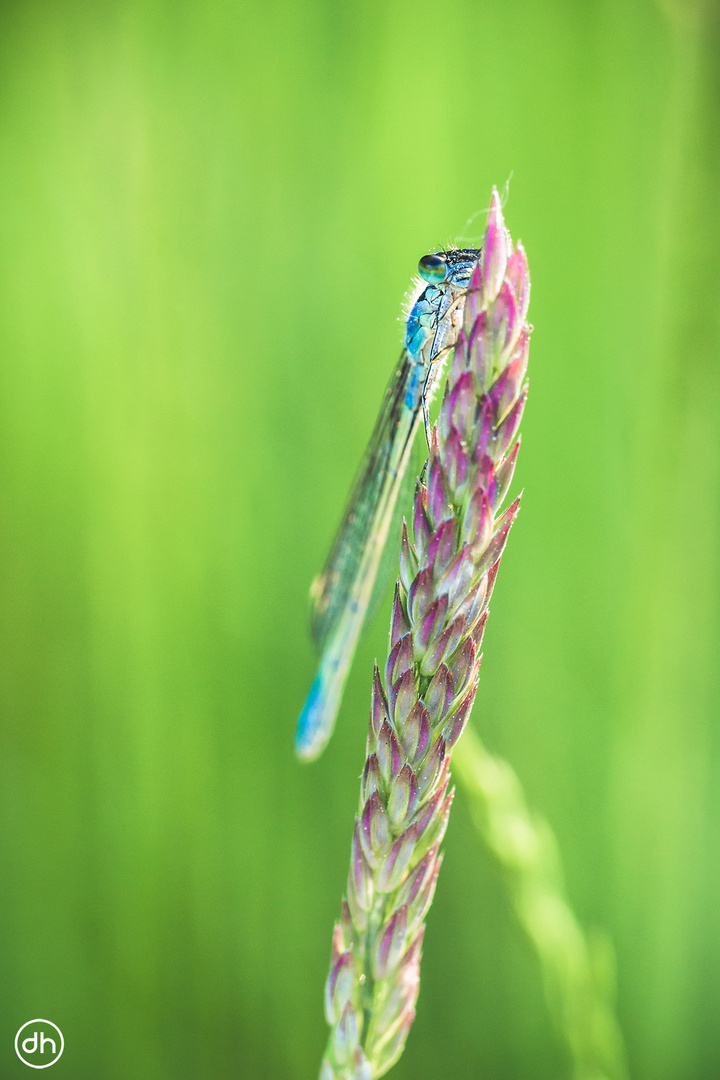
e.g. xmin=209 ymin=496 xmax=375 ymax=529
xmin=14 ymin=1020 xmax=64 ymax=1069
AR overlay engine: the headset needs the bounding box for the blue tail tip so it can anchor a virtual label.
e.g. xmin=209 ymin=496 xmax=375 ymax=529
xmin=295 ymin=672 xmax=327 ymax=760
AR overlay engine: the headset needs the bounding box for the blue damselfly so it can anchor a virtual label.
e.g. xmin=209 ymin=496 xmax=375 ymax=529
xmin=296 ymin=248 xmax=482 ymax=760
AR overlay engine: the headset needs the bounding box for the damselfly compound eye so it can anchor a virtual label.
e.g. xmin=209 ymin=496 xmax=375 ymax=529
xmin=418 ymin=253 xmax=448 ymax=284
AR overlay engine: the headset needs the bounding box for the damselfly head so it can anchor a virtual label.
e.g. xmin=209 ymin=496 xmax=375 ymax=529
xmin=418 ymin=254 xmax=448 ymax=284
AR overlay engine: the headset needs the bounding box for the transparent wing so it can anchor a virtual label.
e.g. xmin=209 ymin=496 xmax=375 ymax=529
xmin=296 ymin=348 xmax=426 ymax=760
xmin=309 ymin=347 xmax=424 ymax=650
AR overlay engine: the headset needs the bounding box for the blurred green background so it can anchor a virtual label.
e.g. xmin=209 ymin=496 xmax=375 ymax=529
xmin=0 ymin=0 xmax=718 ymax=1077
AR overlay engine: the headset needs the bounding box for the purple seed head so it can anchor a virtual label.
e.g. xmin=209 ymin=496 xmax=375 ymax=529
xmin=320 ymin=190 xmax=531 ymax=1079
